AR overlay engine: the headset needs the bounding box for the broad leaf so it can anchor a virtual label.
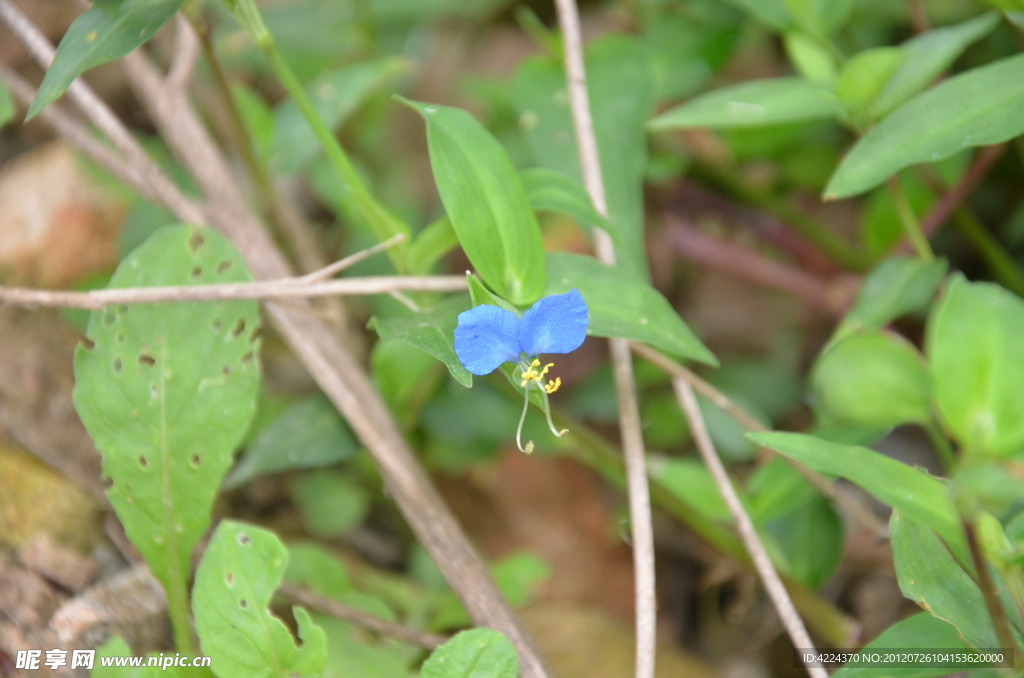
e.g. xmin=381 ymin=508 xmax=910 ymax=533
xmin=648 ymin=78 xmax=843 ymax=129
xmin=29 ymin=0 xmax=184 ymax=119
xmin=272 ymin=58 xmax=408 ymax=173
xmin=421 ymin=629 xmax=518 ymax=678
xmin=514 ymin=35 xmax=656 ymax=280
xmin=835 ymin=47 xmax=905 ymax=114
xmin=292 ymin=471 xmax=369 ymax=538
xmin=927 ymin=276 xmax=1024 ymax=457
xmin=748 ymin=432 xmax=967 ymax=563
xmin=764 ymin=495 xmax=844 ymax=590
xmin=834 ymin=257 xmax=947 ymax=342
xmin=825 ymin=53 xmax=1024 ymax=199
xmin=812 ymin=331 xmax=932 ymax=429
xmin=73 ymin=225 xmax=260 ymax=623
xmin=193 ymin=521 xmax=327 ymax=678
xmin=399 ymin=98 xmax=545 ymax=305
xmin=544 ymin=252 xmax=717 ymax=365
xmin=833 ymin=612 xmax=971 ymax=678
xmin=871 ymin=12 xmax=1000 ymax=119
xmin=407 ymin=218 xmax=459 ymax=275
xmin=651 ymin=458 xmax=733 ymax=523
xmin=370 ymin=295 xmax=473 ymax=387
xmin=225 ymin=395 xmax=358 ymax=489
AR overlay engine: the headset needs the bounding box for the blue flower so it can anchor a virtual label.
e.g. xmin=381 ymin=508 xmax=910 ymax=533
xmin=453 ymin=289 xmax=588 ymax=453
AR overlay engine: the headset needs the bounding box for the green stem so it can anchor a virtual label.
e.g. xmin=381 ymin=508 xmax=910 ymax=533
xmin=887 ymin=176 xmax=934 ymax=261
xmin=953 ymin=207 xmax=1024 ymax=298
xmin=167 ymin=574 xmax=197 ymax=656
xmin=227 ymin=0 xmax=408 ymax=271
xmin=690 ymin=159 xmax=872 ymax=271
xmin=964 ymin=519 xmax=1019 ymax=662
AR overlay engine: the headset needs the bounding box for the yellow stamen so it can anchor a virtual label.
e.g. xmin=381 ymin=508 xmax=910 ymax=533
xmin=545 ymin=377 xmax=561 ymax=394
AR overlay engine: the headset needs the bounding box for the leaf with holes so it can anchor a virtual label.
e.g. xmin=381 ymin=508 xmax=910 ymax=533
xmin=72 ymin=225 xmax=260 ymax=644
xmin=27 ymin=0 xmax=185 ymax=119
xmin=421 ymin=629 xmax=518 ymax=678
xmin=193 ymin=520 xmax=327 ymax=678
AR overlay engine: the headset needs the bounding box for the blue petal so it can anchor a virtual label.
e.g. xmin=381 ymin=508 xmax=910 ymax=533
xmin=518 ymin=288 xmax=589 ymax=357
xmin=453 ymin=305 xmax=522 ymax=375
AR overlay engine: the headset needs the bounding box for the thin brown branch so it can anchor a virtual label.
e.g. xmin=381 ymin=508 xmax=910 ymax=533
xmin=553 ymin=1 xmax=656 ymax=676
xmin=669 ymin=218 xmax=856 ymax=316
xmin=295 ymin=234 xmax=407 ymax=283
xmin=0 ymin=275 xmax=467 ymax=310
xmin=673 ymin=378 xmax=828 ymax=678
xmin=167 ymin=15 xmax=200 ymax=92
xmin=631 ymin=342 xmax=891 ymax=541
xmin=278 ymin=583 xmax=449 ymax=650
xmin=900 ymin=145 xmax=1005 ymax=254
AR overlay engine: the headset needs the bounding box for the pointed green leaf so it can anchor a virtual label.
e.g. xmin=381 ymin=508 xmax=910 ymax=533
xmin=545 ymin=252 xmax=717 ymax=365
xmin=514 ymin=35 xmax=656 ymax=280
xmin=825 ymin=54 xmax=1024 ymax=199
xmin=927 ymin=276 xmax=1024 ymax=457
xmin=835 ymin=47 xmax=905 ymax=111
xmin=73 ymin=225 xmax=260 ymax=626
xmin=193 ymin=521 xmax=327 ymax=678
xmin=812 ymin=331 xmax=932 ymax=429
xmin=407 ymin=217 xmax=459 ymax=275
xmin=871 ymin=12 xmax=1001 ymax=119
xmin=29 ymin=0 xmax=184 ymax=119
xmin=370 ymin=295 xmax=473 ymax=387
xmin=399 ymin=97 xmax=545 ymax=305
xmin=421 ymin=629 xmax=518 ymax=678
xmin=225 ymin=395 xmax=358 ymax=489
xmin=648 ymin=78 xmax=843 ymax=130
xmin=0 ymin=80 xmax=14 ymax=129
xmin=748 ymin=432 xmax=967 ymax=564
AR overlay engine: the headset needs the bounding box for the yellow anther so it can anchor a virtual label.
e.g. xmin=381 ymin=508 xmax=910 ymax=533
xmin=544 ymin=377 xmax=561 ymax=394
xmin=520 ymin=359 xmax=556 ymax=388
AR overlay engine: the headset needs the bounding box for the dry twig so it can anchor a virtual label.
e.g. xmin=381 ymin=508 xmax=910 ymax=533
xmin=278 ymin=583 xmax=448 ymax=650
xmin=552 ymin=1 xmax=656 ymax=676
xmin=673 ymin=378 xmax=828 ymax=678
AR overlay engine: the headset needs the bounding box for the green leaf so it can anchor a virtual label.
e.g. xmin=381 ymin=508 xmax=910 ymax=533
xmin=927 ymin=276 xmax=1024 ymax=457
xmin=544 ymin=252 xmax=717 ymax=365
xmin=370 ymin=295 xmax=473 ymax=387
xmin=0 ymin=79 xmax=14 ymax=129
xmin=723 ymin=0 xmax=791 ymax=30
xmin=832 ymin=612 xmax=971 ymax=678
xmin=651 ymin=458 xmax=733 ymax=523
xmin=764 ymin=494 xmax=844 ymax=590
xmin=407 ymin=218 xmax=459 ymax=275
xmin=193 ymin=521 xmax=327 ymax=678
xmin=28 ymin=0 xmax=185 ymax=119
xmin=73 ymin=225 xmax=260 ymax=631
xmin=292 ymin=471 xmax=369 ymax=538
xmin=835 ymin=47 xmax=905 ymax=111
xmin=748 ymin=432 xmax=967 ymax=564
xmin=399 ymin=97 xmax=545 ymax=305
xmin=225 ymin=395 xmax=358 ymax=489
xmin=825 ymin=53 xmax=1024 ymax=199
xmin=891 ymin=512 xmax=999 ymax=649
xmin=285 ymin=542 xmax=353 ymax=601
xmin=834 ymin=257 xmax=947 ymax=341
xmin=514 ymin=35 xmax=656 ymax=280
xmin=747 ymin=458 xmax=817 ymax=524
xmin=520 ymin=168 xmax=619 ymax=244
xmin=783 ymin=32 xmax=838 ymax=83
xmin=648 ymin=78 xmax=843 ymax=130
xmin=870 ymin=12 xmax=1001 ymax=119
xmin=271 ymin=58 xmax=408 ymax=174
xmin=421 ymin=629 xmax=518 ymax=678
xmin=812 ymin=331 xmax=932 ymax=429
